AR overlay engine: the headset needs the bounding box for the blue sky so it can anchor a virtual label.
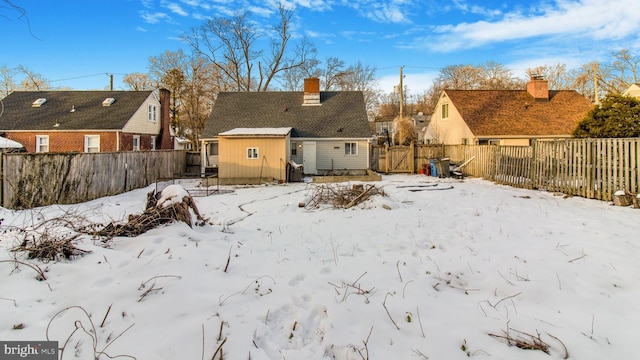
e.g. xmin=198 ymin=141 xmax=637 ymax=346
xmin=1 ymin=0 xmax=639 ymax=95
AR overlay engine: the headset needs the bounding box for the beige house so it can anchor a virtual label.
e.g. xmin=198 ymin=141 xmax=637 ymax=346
xmin=426 ymin=78 xmax=594 ymax=145
xmin=200 ymin=78 xmax=372 ymax=184
xmin=623 ymin=84 xmax=640 ymax=98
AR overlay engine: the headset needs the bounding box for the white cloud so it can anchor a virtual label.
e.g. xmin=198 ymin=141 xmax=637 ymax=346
xmin=377 ymin=70 xmax=437 ymax=95
xmin=140 ymin=11 xmax=171 ymax=24
xmin=164 ymin=2 xmax=189 ymax=16
xmin=427 ymin=0 xmax=640 ymax=52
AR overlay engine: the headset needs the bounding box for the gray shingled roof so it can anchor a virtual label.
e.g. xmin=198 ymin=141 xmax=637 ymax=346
xmin=202 ymin=91 xmax=372 ymax=139
xmin=0 ymin=91 xmax=154 ymax=131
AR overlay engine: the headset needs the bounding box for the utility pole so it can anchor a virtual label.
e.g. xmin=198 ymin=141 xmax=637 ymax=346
xmin=593 ymin=63 xmax=599 ymax=105
xmin=106 ymin=73 xmax=114 ymax=91
xmin=399 ymin=66 xmax=404 ymax=117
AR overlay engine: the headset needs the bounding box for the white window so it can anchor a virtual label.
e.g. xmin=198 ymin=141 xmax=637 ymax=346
xmin=35 ymin=135 xmax=49 ymax=153
xmin=150 ymin=136 xmax=157 ymax=150
xmin=247 ymin=147 xmax=259 ymax=159
xmin=148 ymin=104 xmax=157 ymax=122
xmin=84 ymin=135 xmax=100 ymax=153
xmin=133 ymin=135 xmax=141 ymax=151
xmin=345 ymin=142 xmax=357 ymax=155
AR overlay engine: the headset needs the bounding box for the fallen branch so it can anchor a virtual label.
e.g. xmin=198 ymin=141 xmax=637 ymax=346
xmin=489 ymin=325 xmax=550 ymax=354
xmin=382 ymin=292 xmax=400 ymax=330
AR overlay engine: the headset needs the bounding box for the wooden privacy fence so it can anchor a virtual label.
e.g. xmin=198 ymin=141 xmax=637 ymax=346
xmin=371 ymin=139 xmax=640 ymax=201
xmin=1 ymin=150 xmax=187 ymax=209
xmin=447 ymin=139 xmax=640 ymax=201
xmin=370 ymin=144 xmax=444 ymax=173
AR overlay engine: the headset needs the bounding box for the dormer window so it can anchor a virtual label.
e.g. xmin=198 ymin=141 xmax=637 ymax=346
xmin=102 ymin=98 xmax=116 ymax=106
xmin=32 ymin=98 xmax=47 ymax=107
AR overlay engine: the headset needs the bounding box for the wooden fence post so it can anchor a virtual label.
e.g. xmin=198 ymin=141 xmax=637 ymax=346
xmin=384 ymin=143 xmax=390 ymax=174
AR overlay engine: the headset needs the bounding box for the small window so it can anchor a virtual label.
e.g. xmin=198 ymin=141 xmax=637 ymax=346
xmin=148 ymin=104 xmax=157 ymax=122
xmin=35 ymin=135 xmax=49 ymax=153
xmin=151 ymin=136 xmax=157 ymax=150
xmin=84 ymin=135 xmax=100 ymax=153
xmin=133 ymin=135 xmax=141 ymax=151
xmin=345 ymin=142 xmax=357 ymax=155
xmin=441 ymin=103 xmax=449 ymax=119
xmin=291 ymin=142 xmax=299 ymax=156
xmin=209 ymin=142 xmax=219 ymax=155
xmin=247 ymin=147 xmax=259 ymax=159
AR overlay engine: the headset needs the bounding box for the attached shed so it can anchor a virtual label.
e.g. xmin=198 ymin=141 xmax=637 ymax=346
xmin=218 ymin=127 xmax=291 ymax=184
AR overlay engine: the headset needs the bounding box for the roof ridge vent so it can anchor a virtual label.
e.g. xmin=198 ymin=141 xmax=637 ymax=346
xmin=102 ymin=97 xmax=116 ymax=106
xmin=32 ymin=98 xmax=47 ymax=107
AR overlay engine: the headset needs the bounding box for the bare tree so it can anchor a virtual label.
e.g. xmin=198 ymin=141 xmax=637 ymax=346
xmin=280 ymin=41 xmax=320 ymax=91
xmin=123 ymin=73 xmax=152 ymax=91
xmin=16 ymin=65 xmax=49 ymax=90
xmin=322 ymin=57 xmax=347 ymax=91
xmin=480 ymin=61 xmax=522 ymax=90
xmin=611 ymin=48 xmax=640 ymax=89
xmin=414 ymin=62 xmax=524 ymax=117
xmin=0 ymin=64 xmax=17 ymax=98
xmin=526 ymin=64 xmax=573 ymax=90
xmin=179 ymin=56 xmax=217 ymax=150
xmin=182 ymin=4 xmax=314 ymax=92
xmin=333 ymin=61 xmax=379 ymax=118
xmin=148 ymin=50 xmax=221 ymax=149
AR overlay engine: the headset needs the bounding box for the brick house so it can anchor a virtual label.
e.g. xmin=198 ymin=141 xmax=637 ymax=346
xmin=426 ymin=78 xmax=594 ymax=145
xmin=0 ymin=89 xmax=173 ymax=153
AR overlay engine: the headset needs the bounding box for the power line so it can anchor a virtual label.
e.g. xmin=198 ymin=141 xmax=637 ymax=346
xmin=49 ymin=73 xmax=127 ymax=83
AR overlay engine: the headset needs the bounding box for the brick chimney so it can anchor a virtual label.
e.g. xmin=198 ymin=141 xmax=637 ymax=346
xmin=527 ymin=75 xmax=549 ymax=101
xmin=158 ymin=88 xmax=174 ymax=149
xmin=302 ymin=77 xmax=321 ymax=106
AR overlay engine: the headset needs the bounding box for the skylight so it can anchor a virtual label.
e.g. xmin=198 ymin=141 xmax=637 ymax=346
xmin=102 ymin=98 xmax=116 ymax=106
xmin=32 ymin=98 xmax=47 ymax=107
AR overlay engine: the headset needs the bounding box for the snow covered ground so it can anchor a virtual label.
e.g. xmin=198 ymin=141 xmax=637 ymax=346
xmin=1 ymin=175 xmax=639 ymax=359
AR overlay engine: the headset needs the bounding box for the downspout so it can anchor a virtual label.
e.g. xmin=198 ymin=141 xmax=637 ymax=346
xmin=367 ymin=139 xmax=371 ymax=172
xmin=200 ymin=140 xmax=206 ymax=177
xmin=116 ymin=131 xmax=120 ymax=151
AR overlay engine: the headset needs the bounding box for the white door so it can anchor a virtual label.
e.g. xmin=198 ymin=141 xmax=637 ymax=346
xmin=302 ymin=141 xmax=317 ymax=175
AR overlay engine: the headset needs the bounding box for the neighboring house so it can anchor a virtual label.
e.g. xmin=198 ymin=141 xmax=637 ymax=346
xmin=426 ymin=78 xmax=594 ymax=145
xmin=622 ymin=84 xmax=640 ymax=98
xmin=200 ymin=78 xmax=372 ymax=183
xmin=0 ymin=89 xmax=173 ymax=153
xmin=374 ymin=112 xmax=431 ymax=144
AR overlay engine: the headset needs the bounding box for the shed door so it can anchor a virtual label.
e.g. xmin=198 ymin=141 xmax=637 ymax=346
xmin=302 ymin=141 xmax=317 ymax=175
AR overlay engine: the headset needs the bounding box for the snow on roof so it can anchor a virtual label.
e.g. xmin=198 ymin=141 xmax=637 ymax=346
xmin=219 ymin=127 xmax=292 ymax=136
xmin=0 ymin=136 xmax=24 ymax=149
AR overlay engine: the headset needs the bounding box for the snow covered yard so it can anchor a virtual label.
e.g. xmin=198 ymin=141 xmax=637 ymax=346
xmin=1 ymin=175 xmax=639 ymax=359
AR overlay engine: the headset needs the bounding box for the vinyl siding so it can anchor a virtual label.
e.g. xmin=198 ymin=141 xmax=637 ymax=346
xmin=122 ymin=94 xmax=162 ymax=135
xmin=314 ymin=139 xmax=368 ymax=172
xmin=427 ymin=95 xmax=474 ymax=145
xmin=219 ymin=136 xmax=289 ymax=181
